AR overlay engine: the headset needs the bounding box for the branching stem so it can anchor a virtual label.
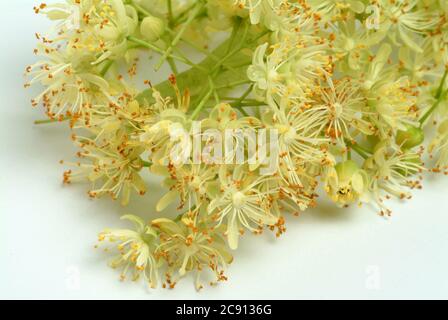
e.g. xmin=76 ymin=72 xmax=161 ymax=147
xmin=419 ymin=68 xmax=448 ymax=127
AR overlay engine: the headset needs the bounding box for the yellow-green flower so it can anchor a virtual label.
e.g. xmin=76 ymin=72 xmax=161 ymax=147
xmin=153 ymin=214 xmax=233 ymax=290
xmin=98 ymin=215 xmax=160 ymax=288
xmin=324 ymin=160 xmax=369 ymax=206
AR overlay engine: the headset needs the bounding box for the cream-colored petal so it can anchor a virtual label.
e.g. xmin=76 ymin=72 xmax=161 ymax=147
xmin=156 ymin=190 xmax=178 ymax=212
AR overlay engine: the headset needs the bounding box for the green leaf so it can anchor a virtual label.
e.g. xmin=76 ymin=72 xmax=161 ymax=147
xmin=136 ymin=24 xmax=266 ymax=112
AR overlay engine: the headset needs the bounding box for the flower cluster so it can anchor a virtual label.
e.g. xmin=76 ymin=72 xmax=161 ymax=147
xmin=28 ymin=0 xmax=448 ymax=289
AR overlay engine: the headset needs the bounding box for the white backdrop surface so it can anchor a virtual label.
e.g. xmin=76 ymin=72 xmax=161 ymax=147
xmin=1 ymin=1 xmax=448 ymax=300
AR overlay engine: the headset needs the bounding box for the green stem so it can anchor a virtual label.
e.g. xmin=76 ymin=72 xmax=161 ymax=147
xmin=130 ymin=0 xmax=152 ymax=17
xmin=167 ymin=0 xmax=174 ymax=26
xmin=141 ymin=160 xmax=152 ymax=168
xmin=226 ymin=61 xmax=252 ymax=69
xmin=215 ymin=80 xmax=252 ymax=90
xmin=136 ymin=19 xmax=267 ymax=112
xmin=211 ymin=22 xmax=249 ymax=73
xmin=165 ymin=3 xmax=177 ymax=74
xmin=172 ymin=2 xmax=197 ymax=26
xmin=249 ymin=29 xmax=271 ymax=44
xmin=346 ymin=141 xmax=369 ymax=160
xmin=213 ymin=89 xmax=220 ymax=105
xmin=172 ymin=46 xmax=201 ymax=69
xmin=34 ymin=117 xmax=69 ymax=125
xmin=191 ymin=78 xmax=215 ymax=120
xmin=187 ymin=21 xmax=253 ymax=118
xmin=224 ymin=98 xmax=261 ymax=105
xmin=127 ymin=36 xmax=172 ymax=56
xmin=99 ymin=60 xmax=114 ymax=77
xmin=226 ymin=17 xmax=243 ymax=55
xmin=235 ymin=85 xmax=253 ymax=104
xmin=235 ymin=106 xmax=249 ymax=117
xmin=127 ymin=43 xmax=144 ymax=50
xmin=155 ymin=1 xmax=205 ymax=71
xmin=230 ymin=102 xmax=265 ymax=107
xmin=167 ymin=57 xmax=178 ymax=74
xmin=173 ymin=34 xmax=242 ymax=75
xmin=174 ymin=213 xmax=183 ymax=222
xmin=127 ymin=36 xmax=206 ymax=71
xmin=419 ymin=68 xmax=448 ymax=127
xmin=230 ymin=85 xmax=254 ymax=116
xmin=203 ymin=101 xmax=265 ymax=109
xmin=176 ymin=35 xmax=216 ymax=58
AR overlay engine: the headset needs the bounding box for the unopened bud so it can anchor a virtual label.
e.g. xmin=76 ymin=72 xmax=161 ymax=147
xmin=396 ymin=125 xmax=424 ymax=149
xmin=140 ymin=15 xmax=165 ymax=42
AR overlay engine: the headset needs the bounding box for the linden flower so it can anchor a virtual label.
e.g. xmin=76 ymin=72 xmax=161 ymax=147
xmin=270 ymin=182 xmax=318 ymax=216
xmin=261 ymin=163 xmax=319 ymax=215
xmin=332 ymin=20 xmax=386 ymax=72
xmin=360 ymin=44 xmax=420 ymax=135
xmin=279 ymin=44 xmax=330 ymax=98
xmin=154 ymin=163 xmax=218 ymax=212
xmin=201 ymin=103 xmax=261 ymax=164
xmin=25 ymin=44 xmax=110 ymax=118
xmin=63 ymin=139 xmax=147 ymax=206
xmin=98 ymin=215 xmax=159 ymax=288
xmin=264 ymin=99 xmax=328 ymax=186
xmin=235 ymin=0 xmax=284 ymax=31
xmin=434 ymin=38 xmax=448 ymax=67
xmin=140 ymin=88 xmax=192 ymax=166
xmin=39 ymin=0 xmax=139 ymax=64
xmin=248 ymin=41 xmax=330 ymax=102
xmin=85 ymin=98 xmax=152 ymax=142
xmin=34 ymin=1 xmax=82 ymax=33
xmin=82 ymin=0 xmax=139 ymax=63
xmin=152 ymin=215 xmax=233 ymax=290
xmin=360 ymin=43 xmax=394 ymax=92
xmin=399 ymin=39 xmax=436 ymax=81
xmin=379 ymin=0 xmax=439 ymax=52
xmin=202 ymin=103 xmax=260 ymax=131
xmin=324 ymin=160 xmax=369 ymax=207
xmin=254 ymin=0 xmax=315 ymax=34
xmin=247 ymin=42 xmax=286 ymax=101
xmin=267 ymin=1 xmax=316 ymax=37
xmin=319 ymin=77 xmax=374 ymax=144
xmin=207 ymin=165 xmax=279 ymax=250
xmin=364 ymin=141 xmax=424 ymax=214
xmin=369 ymin=77 xmax=420 ymax=135
xmin=309 ymin=0 xmax=365 ymax=22
xmin=429 ymin=119 xmax=448 ymax=173
xmin=431 ymin=20 xmax=448 ymax=66
xmin=141 ymin=119 xmax=191 ymax=166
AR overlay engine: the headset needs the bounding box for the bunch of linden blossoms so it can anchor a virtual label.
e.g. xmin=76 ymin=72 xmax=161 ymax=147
xmin=27 ymin=0 xmax=448 ymax=290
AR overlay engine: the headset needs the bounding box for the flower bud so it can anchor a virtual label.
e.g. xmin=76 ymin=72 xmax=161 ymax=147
xmin=140 ymin=15 xmax=165 ymax=42
xmin=396 ymin=125 xmax=424 ymax=149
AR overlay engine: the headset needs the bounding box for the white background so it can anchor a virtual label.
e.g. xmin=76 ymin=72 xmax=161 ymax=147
xmin=1 ymin=1 xmax=448 ymax=300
